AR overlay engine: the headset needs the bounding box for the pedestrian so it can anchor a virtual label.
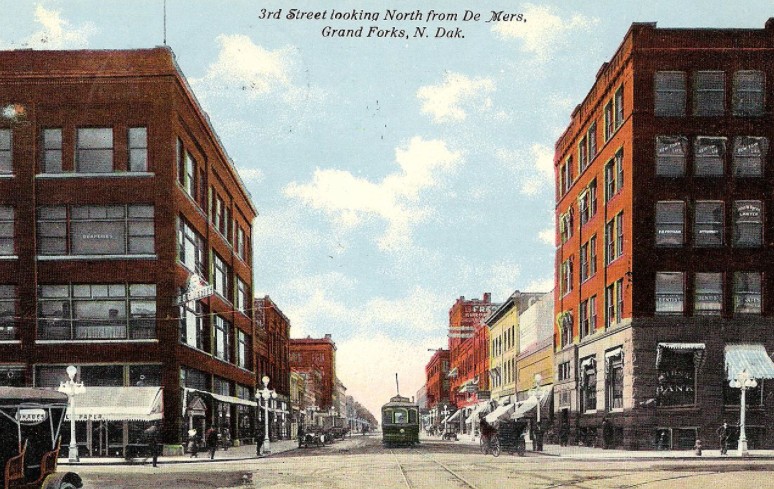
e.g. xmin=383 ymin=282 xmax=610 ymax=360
xmin=601 ymin=416 xmax=611 ymax=449
xmin=717 ymin=420 xmax=730 ymax=455
xmin=255 ymin=424 xmax=265 ymax=456
xmin=222 ymin=427 xmax=231 ymax=451
xmin=143 ymin=423 xmax=161 ymax=467
xmin=559 ymin=423 xmax=569 ymax=447
xmin=297 ymin=423 xmax=305 ymax=448
xmin=205 ymin=426 xmax=218 ymax=460
xmin=187 ymin=429 xmax=199 ymax=458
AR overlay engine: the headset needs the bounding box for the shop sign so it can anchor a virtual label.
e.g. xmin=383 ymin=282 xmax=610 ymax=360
xmin=18 ymin=408 xmax=48 ymax=425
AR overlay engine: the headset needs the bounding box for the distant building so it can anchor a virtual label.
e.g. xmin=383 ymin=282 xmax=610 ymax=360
xmin=255 ymin=296 xmax=291 ymax=439
xmin=554 ymin=19 xmax=774 ymax=449
xmin=424 ymin=348 xmax=450 ymax=428
xmin=290 ymin=334 xmax=337 ymax=410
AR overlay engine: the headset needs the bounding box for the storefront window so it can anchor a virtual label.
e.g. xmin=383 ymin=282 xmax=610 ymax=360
xmin=129 ymin=365 xmax=161 ymax=386
xmin=606 ymin=351 xmax=624 ymax=410
xmin=0 ymin=366 xmax=25 ymax=387
xmin=580 ymin=358 xmax=596 ymax=412
xmin=80 ymin=365 xmax=123 ymax=386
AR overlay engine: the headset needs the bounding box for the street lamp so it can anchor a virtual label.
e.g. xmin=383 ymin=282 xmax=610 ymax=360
xmin=57 ymin=365 xmax=85 ymax=462
xmin=257 ymin=375 xmax=277 ymax=455
xmin=441 ymin=404 xmax=450 ymax=435
xmin=529 ymin=374 xmax=546 ymax=425
xmin=730 ymin=369 xmax=758 ymax=457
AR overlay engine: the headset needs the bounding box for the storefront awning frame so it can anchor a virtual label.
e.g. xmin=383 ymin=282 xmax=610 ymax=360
xmin=65 ymin=386 xmax=163 ymax=422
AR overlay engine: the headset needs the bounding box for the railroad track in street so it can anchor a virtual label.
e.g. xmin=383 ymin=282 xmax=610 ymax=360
xmin=390 ymin=447 xmax=482 ymax=489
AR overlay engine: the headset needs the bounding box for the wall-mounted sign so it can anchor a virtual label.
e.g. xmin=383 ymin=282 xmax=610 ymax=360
xmin=178 ymin=274 xmax=214 ymax=304
xmin=18 ymin=408 xmax=48 ymax=425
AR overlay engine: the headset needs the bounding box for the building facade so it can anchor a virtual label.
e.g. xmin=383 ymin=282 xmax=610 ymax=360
xmin=554 ymin=20 xmax=774 ymax=449
xmin=0 ymin=47 xmax=259 ymax=454
xmin=254 ymin=296 xmax=291 ymax=439
xmin=289 ymin=335 xmax=337 ymax=410
xmin=424 ymin=348 xmax=450 ymax=428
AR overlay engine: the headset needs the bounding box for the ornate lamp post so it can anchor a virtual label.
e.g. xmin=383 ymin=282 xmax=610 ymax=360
xmin=257 ymin=375 xmax=277 ymax=455
xmin=57 ymin=365 xmax=85 ymax=462
xmin=529 ymin=374 xmax=546 ymax=425
xmin=729 ymin=369 xmax=758 ymax=457
xmin=441 ymin=404 xmax=450 ymax=435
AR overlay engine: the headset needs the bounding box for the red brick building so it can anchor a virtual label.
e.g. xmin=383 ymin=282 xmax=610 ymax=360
xmin=0 ymin=47 xmax=259 ymax=454
xmin=254 ymin=296 xmax=291 ymax=439
xmin=554 ymin=19 xmax=774 ymax=450
xmin=289 ymin=335 xmax=336 ymax=411
xmin=424 ymin=348 xmax=450 ymax=427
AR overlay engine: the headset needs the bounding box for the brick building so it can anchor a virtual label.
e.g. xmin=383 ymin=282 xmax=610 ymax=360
xmin=0 ymin=47 xmax=259 ymax=454
xmin=254 ymin=296 xmax=291 ymax=439
xmin=554 ymin=20 xmax=774 ymax=450
xmin=424 ymin=348 xmax=450 ymax=428
xmin=289 ymin=335 xmax=337 ymax=411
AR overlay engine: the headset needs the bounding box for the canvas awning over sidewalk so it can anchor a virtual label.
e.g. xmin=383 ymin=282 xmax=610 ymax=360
xmin=65 ymin=386 xmax=163 ymax=421
xmin=725 ymin=344 xmax=774 ymax=381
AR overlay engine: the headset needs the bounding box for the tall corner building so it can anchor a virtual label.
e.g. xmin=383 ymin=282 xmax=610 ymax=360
xmin=0 ymin=47 xmax=258 ymax=454
xmin=554 ymin=19 xmax=774 ymax=450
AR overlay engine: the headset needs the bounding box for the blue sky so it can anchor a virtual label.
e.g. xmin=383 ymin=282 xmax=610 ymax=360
xmin=3 ymin=0 xmax=772 ymax=416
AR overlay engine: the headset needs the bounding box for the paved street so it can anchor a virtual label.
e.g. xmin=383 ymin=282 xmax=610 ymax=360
xmin=70 ymin=434 xmax=774 ymax=488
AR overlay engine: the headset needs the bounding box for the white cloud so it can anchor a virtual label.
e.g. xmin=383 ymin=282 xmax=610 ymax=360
xmin=496 ymin=143 xmax=554 ymax=196
xmin=284 ymin=137 xmax=462 ymax=251
xmin=237 ymin=167 xmax=264 ymax=184
xmin=525 ymin=277 xmax=554 ymax=293
xmin=9 ymin=5 xmax=96 ymax=49
xmin=538 ymin=227 xmax=555 ymax=246
xmin=417 ymin=72 xmax=495 ymax=124
xmin=492 ymin=4 xmax=599 ymax=62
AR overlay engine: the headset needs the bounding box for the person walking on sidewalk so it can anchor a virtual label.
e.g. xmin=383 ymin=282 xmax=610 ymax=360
xmin=255 ymin=424 xmax=265 ymax=456
xmin=187 ymin=429 xmax=199 ymax=457
xmin=717 ymin=420 xmax=730 ymax=455
xmin=143 ymin=423 xmax=161 ymax=467
xmin=205 ymin=426 xmax=218 ymax=460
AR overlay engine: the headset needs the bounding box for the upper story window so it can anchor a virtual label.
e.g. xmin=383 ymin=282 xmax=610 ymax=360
xmin=695 ymin=272 xmax=723 ymax=315
xmin=733 ymin=272 xmax=761 ymax=315
xmin=37 ymin=204 xmax=154 ymax=256
xmin=694 ymin=201 xmax=724 ymax=247
xmin=732 ymin=70 xmax=765 ymax=116
xmin=694 ymin=137 xmax=726 ymax=177
xmin=236 ymin=227 xmax=246 ymax=261
xmin=655 ymin=272 xmax=684 ymax=314
xmin=561 ymin=258 xmax=573 ymax=296
xmin=212 ymin=253 xmax=231 ymax=301
xmin=560 ymin=208 xmax=574 ymax=243
xmin=0 ymin=129 xmax=11 ymax=174
xmin=237 ymin=329 xmax=251 ymax=370
xmin=733 ymin=200 xmax=763 ymax=247
xmin=0 ymin=285 xmax=17 ymax=341
xmin=604 ymin=149 xmax=623 ymax=201
xmin=579 ymin=180 xmax=597 ymax=225
xmin=76 ymin=128 xmax=113 ymax=173
xmin=655 ymin=201 xmax=684 ymax=247
xmin=179 ymin=299 xmax=206 ymax=351
xmin=588 ymin=123 xmax=597 ymax=160
xmin=177 ymin=217 xmax=206 ymax=275
xmin=655 ymin=136 xmax=688 ymax=177
xmin=128 ymin=127 xmax=148 ymax=172
xmin=578 ymin=136 xmax=588 ymax=172
xmin=213 ymin=315 xmax=232 ymax=363
xmin=654 ymin=71 xmax=686 ymax=117
xmin=560 ymin=158 xmax=573 ymax=195
xmin=604 ymin=101 xmax=614 ymax=140
xmin=0 ymin=206 xmax=13 ymax=256
xmin=614 ymin=86 xmax=624 ymax=130
xmin=605 ymin=212 xmax=624 ymax=264
xmin=236 ymin=277 xmax=248 ymax=314
xmin=42 ymin=128 xmax=62 ymax=173
xmin=605 ymin=279 xmax=624 ymax=328
xmin=733 ymin=136 xmax=768 ymax=177
xmin=694 ymin=71 xmax=725 ymax=116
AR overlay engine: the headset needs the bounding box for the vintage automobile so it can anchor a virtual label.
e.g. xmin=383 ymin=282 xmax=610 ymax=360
xmin=0 ymin=387 xmax=82 ymax=489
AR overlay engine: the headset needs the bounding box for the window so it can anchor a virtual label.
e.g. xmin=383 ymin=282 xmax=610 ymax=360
xmin=734 ymin=272 xmax=761 ymax=314
xmin=0 ymin=285 xmax=17 ymax=340
xmin=42 ymin=128 xmax=62 ymax=173
xmin=130 ymin=365 xmax=162 ymax=387
xmin=0 ymin=129 xmax=10 ymax=174
xmin=213 ymin=315 xmax=231 ymax=363
xmin=237 ymin=329 xmax=250 ymax=370
xmin=605 ymin=160 xmax=615 ymax=201
xmin=560 ymin=209 xmax=573 ymax=243
xmin=236 ymin=277 xmax=248 ymax=313
xmin=604 ymin=101 xmax=614 ymax=140
xmin=212 ymin=253 xmax=231 ymax=301
xmin=655 ymin=201 xmax=684 ymax=246
xmin=733 ymin=200 xmax=763 ymax=247
xmin=561 ymin=259 xmax=573 ymax=296
xmin=179 ymin=299 xmax=205 ymax=350
xmin=560 ymin=158 xmax=573 ymax=195
xmin=615 ymin=149 xmax=624 ymax=191
xmin=128 ymin=127 xmax=148 ymax=172
xmin=76 ymin=128 xmax=113 ymax=172
xmin=579 ymin=180 xmax=597 ymax=225
xmin=694 ymin=137 xmax=726 ymax=176
xmin=695 ymin=272 xmax=723 ymax=315
xmin=614 ymin=86 xmax=624 ymax=129
xmin=605 ymin=213 xmax=623 ymax=264
xmin=177 ymin=217 xmax=206 ymax=275
xmin=606 ymin=280 xmax=623 ymax=328
xmin=580 ymin=300 xmax=590 ymax=339
xmin=213 ymin=193 xmax=229 ymax=236
xmin=38 ymin=205 xmax=154 ymax=256
xmin=177 ymin=140 xmax=198 ymax=200
xmin=654 ymin=71 xmax=686 ymax=116
xmin=616 ymin=278 xmax=624 ymax=323
xmin=656 ymin=136 xmax=688 ymax=177
xmin=559 ymin=312 xmax=573 ymax=348
xmin=733 ymin=136 xmax=768 ymax=177
xmin=694 ymin=201 xmax=724 ymax=247
xmin=589 ymin=236 xmax=597 ymax=277
xmin=732 ymin=70 xmax=764 ymax=116
xmin=657 ymin=349 xmax=696 ymax=406
xmin=606 ymin=350 xmax=623 ymax=410
xmin=37 ymin=283 xmax=156 ymax=340
xmin=587 ymin=123 xmax=597 ymax=159
xmin=580 ymin=243 xmax=589 ymax=282
xmin=655 ymin=272 xmax=684 ymax=314
xmin=236 ymin=227 xmax=246 ymax=261
xmin=724 ymin=378 xmax=764 ymax=407
xmin=0 ymin=207 xmax=13 ymax=256
xmin=694 ymin=71 xmax=725 ymax=116
xmin=580 ymin=358 xmax=596 ymax=412
xmin=589 ymin=295 xmax=597 ymax=333
xmin=578 ymin=137 xmax=588 ymax=172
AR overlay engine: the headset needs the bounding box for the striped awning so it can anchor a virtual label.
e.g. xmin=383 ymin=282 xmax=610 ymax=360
xmin=725 ymin=344 xmax=774 ymax=381
xmin=445 ymin=409 xmax=462 ymax=423
xmin=511 ymin=397 xmax=538 ymax=419
xmin=485 ymin=403 xmax=514 ymax=424
xmin=464 ymin=401 xmax=490 ymax=424
xmin=656 ymin=343 xmax=706 ymax=369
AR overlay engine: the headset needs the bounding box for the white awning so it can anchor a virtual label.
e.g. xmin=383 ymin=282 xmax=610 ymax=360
xmin=447 ymin=367 xmax=458 ymax=378
xmin=605 ymin=347 xmax=624 ymax=359
xmin=65 ymin=386 xmax=163 ymax=422
xmin=485 ymin=403 xmax=514 ymax=424
xmin=185 ymin=388 xmax=257 ymax=407
xmin=725 ymin=344 xmax=774 ymax=381
xmin=656 ymin=343 xmax=706 ymax=368
xmin=445 ymin=409 xmax=462 ymax=423
xmin=465 ymin=401 xmax=490 ymax=424
xmin=511 ymin=397 xmax=538 ymax=419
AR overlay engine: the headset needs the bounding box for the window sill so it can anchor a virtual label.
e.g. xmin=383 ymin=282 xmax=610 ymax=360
xmin=0 ymin=340 xmax=21 ymax=344
xmin=37 ymin=254 xmax=157 ymax=261
xmin=0 ymin=174 xmax=13 ymax=179
xmin=583 ymin=409 xmax=598 ymax=415
xmin=0 ymin=255 xmax=18 ymax=260
xmin=36 ymin=339 xmax=158 ymax=344
xmin=37 ymin=172 xmax=154 ymax=178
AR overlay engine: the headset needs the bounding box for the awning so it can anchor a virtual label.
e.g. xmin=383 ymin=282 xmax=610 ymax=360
xmin=656 ymin=343 xmax=706 ymax=369
xmin=447 ymin=367 xmax=458 ymax=378
xmin=725 ymin=344 xmax=774 ymax=381
xmin=457 ymin=379 xmax=476 ymax=393
xmin=185 ymin=388 xmax=257 ymax=407
xmin=485 ymin=403 xmax=514 ymax=424
xmin=445 ymin=410 xmax=462 ymax=423
xmin=511 ymin=397 xmax=538 ymax=419
xmin=65 ymin=386 xmax=163 ymax=422
xmin=464 ymin=401 xmax=490 ymax=424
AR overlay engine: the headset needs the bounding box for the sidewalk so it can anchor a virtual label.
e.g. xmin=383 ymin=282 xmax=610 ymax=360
xmin=58 ymin=439 xmax=299 ymax=466
xmin=435 ymin=433 xmax=774 ymax=460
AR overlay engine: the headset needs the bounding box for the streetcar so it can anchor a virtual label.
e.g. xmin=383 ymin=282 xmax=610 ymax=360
xmin=381 ymin=394 xmax=420 ymax=447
